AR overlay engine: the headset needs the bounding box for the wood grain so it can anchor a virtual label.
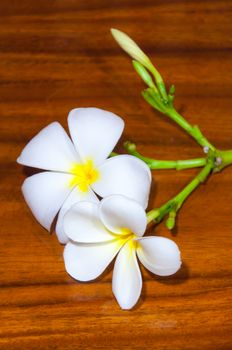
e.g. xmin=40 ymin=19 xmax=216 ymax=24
xmin=0 ymin=1 xmax=232 ymax=349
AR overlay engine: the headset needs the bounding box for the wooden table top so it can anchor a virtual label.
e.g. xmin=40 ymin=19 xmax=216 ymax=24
xmin=0 ymin=1 xmax=232 ymax=349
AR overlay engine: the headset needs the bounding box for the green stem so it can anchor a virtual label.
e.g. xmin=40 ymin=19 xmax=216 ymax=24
xmin=124 ymin=141 xmax=206 ymax=170
xmin=175 ymin=161 xmax=213 ymax=209
xmin=140 ymin=80 xmax=215 ymax=151
xmin=214 ymin=149 xmax=232 ymax=172
xmin=166 ymin=108 xmax=215 ymax=151
xmin=151 ymin=158 xmax=206 ymax=170
xmin=148 ymin=65 xmax=168 ymax=101
xmin=147 ymin=159 xmax=214 ymax=225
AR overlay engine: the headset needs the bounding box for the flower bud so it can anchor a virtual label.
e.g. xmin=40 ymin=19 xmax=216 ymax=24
xmin=166 ymin=210 xmax=176 ymax=230
xmin=111 ymin=28 xmax=168 ymax=101
xmin=166 ymin=217 xmax=175 ymax=230
xmin=132 ymin=60 xmax=155 ymax=88
xmin=111 ymin=28 xmax=152 ymax=69
xmin=124 ymin=141 xmax=136 ymax=152
xmin=169 ymin=85 xmax=175 ymax=95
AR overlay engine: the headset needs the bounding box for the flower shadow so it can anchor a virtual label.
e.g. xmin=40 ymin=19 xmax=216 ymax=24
xmin=143 ymin=261 xmax=189 ymax=286
xmin=22 ymin=165 xmax=44 ymax=177
xmin=118 ymin=263 xmax=190 ymax=312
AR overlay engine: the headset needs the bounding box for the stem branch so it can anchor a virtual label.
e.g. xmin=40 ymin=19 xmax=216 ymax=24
xmin=166 ymin=108 xmax=215 ymax=151
xmin=147 ymin=158 xmax=214 ymax=226
xmin=124 ymin=141 xmax=206 ymax=170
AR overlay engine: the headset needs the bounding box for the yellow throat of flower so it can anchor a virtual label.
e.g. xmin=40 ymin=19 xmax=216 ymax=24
xmin=117 ymin=229 xmax=138 ymax=255
xmin=69 ymin=159 xmax=99 ymax=192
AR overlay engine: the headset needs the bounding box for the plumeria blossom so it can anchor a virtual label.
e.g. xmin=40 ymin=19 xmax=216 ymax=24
xmin=63 ymin=195 xmax=181 ymax=310
xmin=17 ymin=108 xmax=151 ymax=243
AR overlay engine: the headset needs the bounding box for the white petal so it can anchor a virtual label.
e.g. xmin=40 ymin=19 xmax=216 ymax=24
xmin=137 ymin=236 xmax=181 ymax=276
xmin=99 ymin=195 xmax=147 ymax=236
xmin=93 ymin=155 xmax=151 ymax=209
xmin=68 ymin=108 xmax=124 ymax=165
xmin=112 ymin=240 xmax=142 ymax=310
xmin=63 ymin=240 xmax=122 ymax=281
xmin=17 ymin=122 xmax=80 ymax=172
xmin=55 ymin=187 xmax=99 ymax=244
xmin=63 ymin=201 xmax=115 ymax=243
xmin=22 ymin=172 xmax=75 ymax=230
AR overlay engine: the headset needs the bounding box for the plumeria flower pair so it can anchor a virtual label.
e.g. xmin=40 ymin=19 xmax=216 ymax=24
xmin=63 ymin=194 xmax=181 ymax=309
xmin=18 ymin=107 xmax=182 ymax=310
xmin=17 ymin=108 xmax=151 ymax=243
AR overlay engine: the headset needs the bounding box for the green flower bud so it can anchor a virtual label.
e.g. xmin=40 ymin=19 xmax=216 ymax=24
xmin=166 ymin=217 xmax=175 ymax=230
xmin=166 ymin=210 xmax=176 ymax=230
xmin=132 ymin=60 xmax=155 ymax=88
xmin=111 ymin=28 xmax=168 ymax=101
xmin=124 ymin=141 xmax=136 ymax=152
xmin=111 ymin=28 xmax=152 ymax=69
xmin=169 ymin=85 xmax=175 ymax=95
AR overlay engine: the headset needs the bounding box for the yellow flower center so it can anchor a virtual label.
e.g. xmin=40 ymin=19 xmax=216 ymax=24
xmin=127 ymin=237 xmax=138 ymax=251
xmin=69 ymin=159 xmax=99 ymax=192
xmin=116 ymin=229 xmax=138 ymax=257
xmin=119 ymin=228 xmax=132 ymax=236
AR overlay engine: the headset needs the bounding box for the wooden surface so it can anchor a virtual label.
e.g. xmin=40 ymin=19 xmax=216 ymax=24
xmin=0 ymin=1 xmax=232 ymax=349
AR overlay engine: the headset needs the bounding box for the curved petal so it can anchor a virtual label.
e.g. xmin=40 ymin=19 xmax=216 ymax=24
xmin=137 ymin=236 xmax=181 ymax=276
xmin=68 ymin=108 xmax=124 ymax=165
xmin=63 ymin=201 xmax=116 ymax=243
xmin=21 ymin=172 xmax=74 ymax=230
xmin=92 ymin=155 xmax=151 ymax=209
xmin=112 ymin=240 xmax=142 ymax=310
xmin=99 ymin=195 xmax=147 ymax=237
xmin=17 ymin=122 xmax=80 ymax=172
xmin=63 ymin=240 xmax=123 ymax=281
xmin=55 ymin=187 xmax=99 ymax=244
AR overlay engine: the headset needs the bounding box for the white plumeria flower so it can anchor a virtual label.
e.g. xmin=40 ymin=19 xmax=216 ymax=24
xmin=17 ymin=108 xmax=151 ymax=244
xmin=63 ymin=195 xmax=181 ymax=310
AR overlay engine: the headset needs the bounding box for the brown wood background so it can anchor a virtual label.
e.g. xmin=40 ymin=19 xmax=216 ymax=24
xmin=0 ymin=1 xmax=232 ymax=349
